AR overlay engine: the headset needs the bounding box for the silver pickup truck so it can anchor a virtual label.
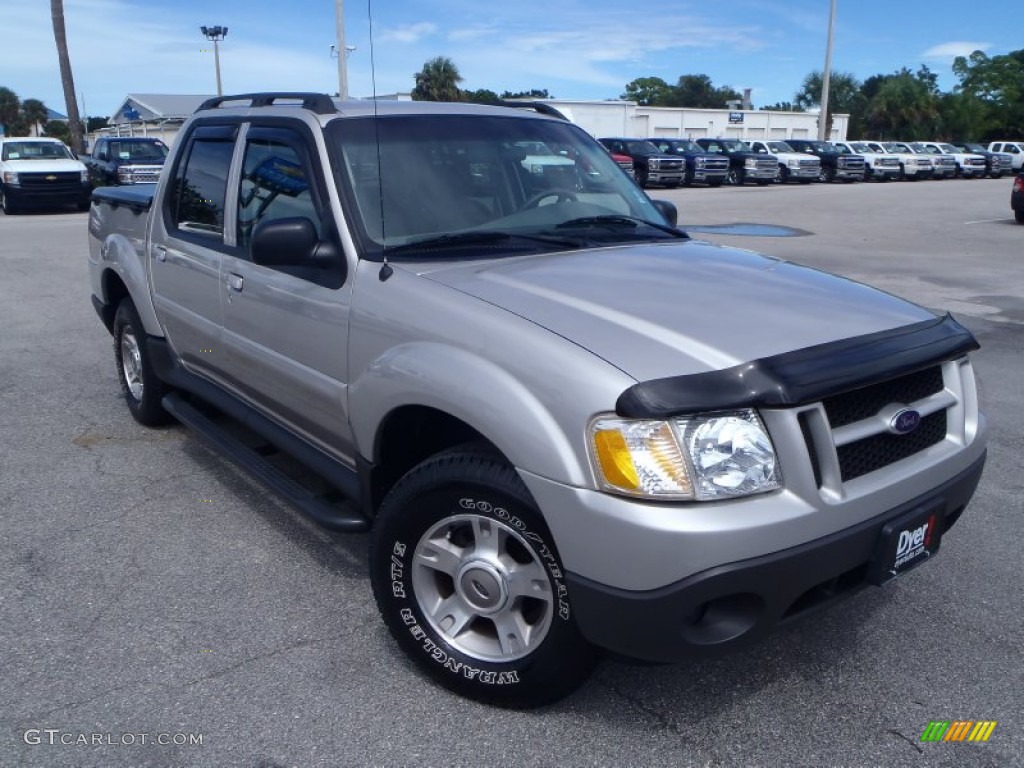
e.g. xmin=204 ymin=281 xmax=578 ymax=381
xmin=88 ymin=93 xmax=987 ymax=707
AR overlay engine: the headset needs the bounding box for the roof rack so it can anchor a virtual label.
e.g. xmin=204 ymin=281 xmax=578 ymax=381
xmin=196 ymin=92 xmax=338 ymax=115
xmin=496 ymin=101 xmax=570 ymax=122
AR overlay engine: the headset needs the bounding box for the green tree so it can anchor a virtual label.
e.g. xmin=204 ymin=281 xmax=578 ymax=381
xmin=952 ymin=49 xmax=1024 ymax=139
xmin=0 ymin=86 xmax=19 ymax=134
xmin=795 ymin=70 xmax=865 ymax=138
xmin=44 ymin=119 xmax=71 ymax=142
xmin=865 ymin=69 xmax=940 ymax=139
xmin=86 ymin=116 xmax=109 ymax=132
xmin=463 ymin=88 xmax=500 ymax=105
xmin=412 ymin=56 xmax=464 ymax=102
xmin=500 ymin=88 xmax=552 ymax=99
xmin=21 ymin=98 xmax=49 ymax=135
xmin=51 ymin=0 xmax=84 ymax=152
xmin=760 ymin=101 xmax=805 ymax=112
xmin=669 ymin=74 xmax=740 ymax=108
xmin=621 ymin=77 xmax=673 ymax=106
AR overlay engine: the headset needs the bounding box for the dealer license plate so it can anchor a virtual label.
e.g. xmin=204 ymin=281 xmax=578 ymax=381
xmin=867 ymin=505 xmax=943 ymax=586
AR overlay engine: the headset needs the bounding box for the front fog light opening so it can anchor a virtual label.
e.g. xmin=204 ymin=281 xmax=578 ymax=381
xmin=675 ymin=410 xmax=780 ymax=500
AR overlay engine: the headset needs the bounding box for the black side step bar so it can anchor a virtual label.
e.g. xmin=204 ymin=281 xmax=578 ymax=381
xmin=162 ymin=393 xmax=370 ymax=532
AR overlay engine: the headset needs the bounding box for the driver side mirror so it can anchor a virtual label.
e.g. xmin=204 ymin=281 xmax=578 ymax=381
xmin=251 ymin=216 xmax=336 ymax=268
xmin=651 ymin=199 xmax=678 ymax=228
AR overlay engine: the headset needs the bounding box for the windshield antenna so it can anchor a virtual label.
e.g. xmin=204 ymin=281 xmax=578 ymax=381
xmin=366 ymin=0 xmax=392 ymax=281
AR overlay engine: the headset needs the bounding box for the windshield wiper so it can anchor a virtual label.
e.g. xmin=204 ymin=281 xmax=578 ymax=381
xmin=384 ymin=230 xmax=585 ymax=257
xmin=555 ymin=215 xmax=687 ymax=238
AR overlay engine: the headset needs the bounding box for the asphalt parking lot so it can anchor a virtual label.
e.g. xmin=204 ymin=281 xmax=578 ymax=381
xmin=1 ymin=177 xmax=1021 ymax=768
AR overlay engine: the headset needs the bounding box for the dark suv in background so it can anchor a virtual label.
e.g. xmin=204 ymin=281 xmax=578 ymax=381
xmin=647 ymin=138 xmax=729 ymax=187
xmin=597 ymin=138 xmax=685 ymax=188
xmin=694 ymin=138 xmax=778 ymax=185
xmin=82 ymin=137 xmax=169 ymax=186
xmin=785 ymin=139 xmax=865 ymax=183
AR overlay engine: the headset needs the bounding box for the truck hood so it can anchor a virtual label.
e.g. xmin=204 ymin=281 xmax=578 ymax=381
xmin=3 ymin=159 xmax=85 ymax=173
xmin=416 ymin=240 xmax=935 ymax=382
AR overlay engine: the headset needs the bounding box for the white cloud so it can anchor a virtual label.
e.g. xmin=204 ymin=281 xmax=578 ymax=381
xmin=922 ymin=41 xmax=991 ymax=59
xmin=376 ymin=22 xmax=438 ymax=44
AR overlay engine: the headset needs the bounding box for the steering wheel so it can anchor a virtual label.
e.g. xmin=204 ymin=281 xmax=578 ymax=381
xmin=521 ymin=188 xmax=579 ymax=210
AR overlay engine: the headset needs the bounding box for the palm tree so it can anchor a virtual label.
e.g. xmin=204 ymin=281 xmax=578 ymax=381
xmin=50 ymin=0 xmax=83 ymax=153
xmin=0 ymin=87 xmax=19 ymax=134
xmin=412 ymin=56 xmax=463 ymax=102
xmin=795 ymin=71 xmax=864 ymax=139
xmin=21 ymin=98 xmax=49 ymax=136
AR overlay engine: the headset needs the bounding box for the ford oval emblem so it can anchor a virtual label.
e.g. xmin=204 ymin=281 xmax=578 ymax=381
xmin=889 ymin=408 xmax=922 ymax=435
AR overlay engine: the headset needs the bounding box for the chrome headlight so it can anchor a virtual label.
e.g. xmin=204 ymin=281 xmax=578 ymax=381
xmin=787 ymin=159 xmax=802 ymax=168
xmin=744 ymin=158 xmax=758 ymax=169
xmin=648 ymin=158 xmax=660 ymax=170
xmin=588 ymin=409 xmax=780 ymax=501
xmin=80 ymin=169 xmax=89 ymax=183
xmin=2 ymin=171 xmax=19 ymax=185
xmin=117 ymin=167 xmax=134 ymax=183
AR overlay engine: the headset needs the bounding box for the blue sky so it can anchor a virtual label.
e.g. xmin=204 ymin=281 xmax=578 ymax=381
xmin=2 ymin=0 xmax=1020 ymax=119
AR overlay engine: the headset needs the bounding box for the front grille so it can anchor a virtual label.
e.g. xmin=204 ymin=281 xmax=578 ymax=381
xmin=836 ymin=411 xmax=947 ymax=482
xmin=839 ymin=157 xmax=864 ymax=169
xmin=823 ymin=366 xmax=944 ymax=428
xmin=705 ymin=158 xmax=729 ymax=171
xmin=799 ymin=159 xmax=818 ymax=168
xmin=798 ymin=365 xmax=955 ymax=488
xmin=757 ymin=159 xmax=777 ymax=171
xmin=879 ymin=158 xmax=899 ymax=167
xmin=19 ymin=172 xmax=82 ymax=187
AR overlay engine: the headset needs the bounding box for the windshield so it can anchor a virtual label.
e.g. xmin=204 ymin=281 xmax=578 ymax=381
xmin=1 ymin=141 xmax=74 ymax=161
xmin=884 ymin=143 xmax=911 ymax=153
xmin=329 ymin=115 xmax=672 ymax=258
xmin=914 ymin=143 xmax=940 ymax=154
xmin=833 ymin=143 xmax=852 ymax=154
xmin=106 ymin=140 xmax=169 ymax=162
xmin=656 ymin=139 xmax=701 ymax=154
xmin=766 ymin=141 xmax=795 ymax=153
xmin=939 ymin=144 xmax=959 ymax=153
xmin=849 ymin=142 xmax=873 ymax=153
xmin=803 ymin=141 xmax=832 ymax=152
xmin=703 ymin=139 xmax=748 ymax=153
xmin=963 ymin=143 xmax=986 ymax=152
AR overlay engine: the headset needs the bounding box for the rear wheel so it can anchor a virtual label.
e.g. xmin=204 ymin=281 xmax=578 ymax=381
xmin=370 ymin=447 xmax=598 ymax=707
xmin=113 ymin=299 xmax=170 ymax=426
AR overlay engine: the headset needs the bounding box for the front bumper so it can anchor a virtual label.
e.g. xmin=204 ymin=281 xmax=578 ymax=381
xmin=4 ymin=182 xmax=91 ymax=206
xmin=564 ymin=453 xmax=985 ymax=662
xmin=744 ymin=167 xmax=778 ymax=180
xmin=835 ymin=168 xmax=864 ymax=180
xmin=787 ymin=166 xmax=819 ymax=179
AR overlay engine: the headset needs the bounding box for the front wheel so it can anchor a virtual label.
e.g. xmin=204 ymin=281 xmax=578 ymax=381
xmin=726 ymin=167 xmax=745 ymax=186
xmin=113 ymin=299 xmax=170 ymax=426
xmin=0 ymin=186 xmax=19 ymax=215
xmin=819 ymin=166 xmax=835 ymax=184
xmin=370 ymin=448 xmax=598 ymax=707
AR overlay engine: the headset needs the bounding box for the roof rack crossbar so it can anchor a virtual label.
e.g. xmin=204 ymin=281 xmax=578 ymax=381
xmin=196 ymin=92 xmax=338 ymax=115
xmin=496 ymin=101 xmax=570 ymax=121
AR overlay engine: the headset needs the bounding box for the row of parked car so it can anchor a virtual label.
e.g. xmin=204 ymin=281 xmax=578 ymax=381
xmin=0 ymin=135 xmax=168 ymax=214
xmin=598 ymin=137 xmax=1024 ymax=188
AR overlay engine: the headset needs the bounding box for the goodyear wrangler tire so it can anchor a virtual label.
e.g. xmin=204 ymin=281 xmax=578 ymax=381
xmin=370 ymin=447 xmax=598 ymax=707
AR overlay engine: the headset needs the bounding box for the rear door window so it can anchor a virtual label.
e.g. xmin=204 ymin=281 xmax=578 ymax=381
xmin=167 ymin=125 xmax=237 ymax=238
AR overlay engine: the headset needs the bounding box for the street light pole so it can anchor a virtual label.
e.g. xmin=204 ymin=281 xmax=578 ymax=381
xmin=200 ymin=25 xmax=228 ymax=96
xmin=334 ymin=0 xmax=348 ymax=99
xmin=818 ymin=0 xmax=836 ymax=140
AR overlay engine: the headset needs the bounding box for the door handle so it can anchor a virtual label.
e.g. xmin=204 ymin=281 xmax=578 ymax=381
xmin=153 ymin=245 xmax=167 ymax=261
xmin=227 ymin=273 xmax=244 ymax=292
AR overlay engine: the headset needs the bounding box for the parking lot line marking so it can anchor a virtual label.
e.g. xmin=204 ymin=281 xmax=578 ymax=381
xmin=963 ymin=217 xmax=1015 ymax=225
